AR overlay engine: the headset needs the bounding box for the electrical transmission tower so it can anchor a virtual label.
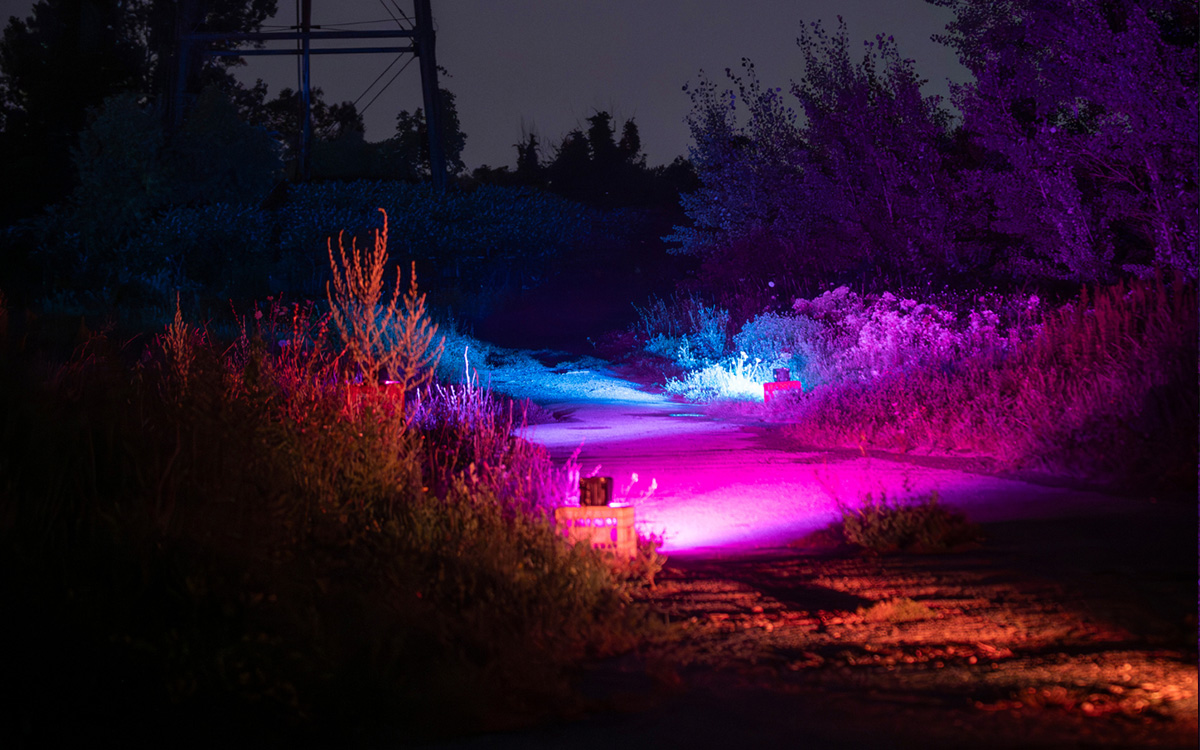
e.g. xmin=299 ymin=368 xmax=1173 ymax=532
xmin=170 ymin=0 xmax=448 ymax=189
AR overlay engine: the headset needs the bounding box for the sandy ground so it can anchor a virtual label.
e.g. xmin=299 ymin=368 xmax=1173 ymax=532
xmin=434 ymin=355 xmax=1198 ymax=749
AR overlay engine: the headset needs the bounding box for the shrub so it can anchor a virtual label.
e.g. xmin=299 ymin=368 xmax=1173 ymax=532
xmin=658 ymin=285 xmax=1043 ymax=403
xmin=70 ymin=92 xmax=170 ymax=247
xmin=114 ymin=203 xmax=274 ymax=303
xmin=634 ymin=292 xmax=731 ymax=368
xmin=166 ymin=85 xmax=283 ymax=207
xmin=838 ymin=492 xmax=982 ymax=554
xmin=787 ymin=286 xmax=1034 ymax=388
xmin=1 ymin=313 xmax=655 ymax=741
xmin=67 ymin=88 xmax=282 ymax=256
xmin=663 ymin=351 xmax=773 ymax=402
xmin=325 ymin=207 xmax=443 ymax=404
xmin=1 ymin=225 xmax=657 ymax=743
xmin=28 ymin=174 xmax=631 ymax=325
xmin=784 ymin=275 xmax=1198 ymax=489
xmin=733 ymin=310 xmax=824 ymax=382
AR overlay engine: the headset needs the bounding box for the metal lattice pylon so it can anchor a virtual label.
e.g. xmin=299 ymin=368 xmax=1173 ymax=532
xmin=170 ymin=0 xmax=447 ymax=188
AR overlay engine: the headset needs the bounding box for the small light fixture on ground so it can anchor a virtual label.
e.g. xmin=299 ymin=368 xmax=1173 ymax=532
xmin=579 ymin=476 xmax=613 ymax=506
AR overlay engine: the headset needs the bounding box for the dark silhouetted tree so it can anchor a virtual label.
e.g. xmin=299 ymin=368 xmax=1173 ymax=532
xmin=0 ymin=0 xmax=147 ymax=218
xmin=586 ymin=111 xmax=618 ymax=168
xmin=542 ymin=112 xmax=666 ymax=206
xmin=387 ymin=86 xmax=467 ymax=181
xmin=514 ymin=131 xmax=543 ymax=184
xmin=245 ymin=84 xmax=366 ymax=176
xmin=545 ymin=128 xmax=591 ymax=198
xmin=671 ymin=23 xmax=955 ymax=287
xmin=618 ymin=119 xmax=644 ymax=167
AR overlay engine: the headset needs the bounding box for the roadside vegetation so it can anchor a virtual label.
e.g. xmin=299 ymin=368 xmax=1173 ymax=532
xmin=625 ymin=274 xmax=1197 ymax=492
xmin=0 ymin=215 xmax=662 ymax=745
xmin=838 ymin=492 xmax=983 ymax=554
xmin=620 ymin=1 xmax=1197 ymax=494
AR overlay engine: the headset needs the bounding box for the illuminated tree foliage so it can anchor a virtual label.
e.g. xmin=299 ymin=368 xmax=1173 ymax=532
xmin=674 ymin=4 xmax=1198 ymax=288
xmin=672 ymin=21 xmax=953 ymax=287
xmin=932 ymin=0 xmax=1198 ymax=280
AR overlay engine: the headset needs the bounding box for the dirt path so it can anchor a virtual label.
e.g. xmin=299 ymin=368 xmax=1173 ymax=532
xmin=446 ymin=358 xmax=1198 ymax=748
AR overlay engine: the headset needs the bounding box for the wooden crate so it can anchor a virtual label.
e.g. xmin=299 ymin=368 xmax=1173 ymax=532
xmin=555 ymin=505 xmax=636 ymax=558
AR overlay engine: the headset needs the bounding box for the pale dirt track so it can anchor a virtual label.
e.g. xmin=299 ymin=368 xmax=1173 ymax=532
xmin=437 ymin=362 xmax=1198 ymax=749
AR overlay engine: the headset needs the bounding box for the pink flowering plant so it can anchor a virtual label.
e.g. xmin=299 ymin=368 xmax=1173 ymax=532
xmin=784 ymin=276 xmax=1196 ymax=487
xmin=661 ymin=286 xmax=1043 ymax=402
xmin=787 ymin=286 xmax=1041 ymax=388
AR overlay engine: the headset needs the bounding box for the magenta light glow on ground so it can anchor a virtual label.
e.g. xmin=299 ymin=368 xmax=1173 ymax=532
xmin=514 ymin=364 xmax=1142 ymax=556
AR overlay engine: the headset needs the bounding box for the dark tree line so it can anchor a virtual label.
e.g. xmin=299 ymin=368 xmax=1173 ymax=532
xmin=0 ymin=0 xmax=469 ymax=224
xmin=672 ymin=0 xmax=1197 ymax=289
xmin=0 ymin=1 xmax=692 ymax=228
xmin=471 ymin=112 xmax=697 ymax=209
xmin=0 ymin=0 xmax=277 ymax=221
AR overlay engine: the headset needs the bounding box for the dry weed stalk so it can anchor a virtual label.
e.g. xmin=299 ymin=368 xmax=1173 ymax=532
xmin=391 ymin=260 xmax=444 ymax=409
xmin=326 ymin=208 xmax=443 ymax=412
xmin=161 ymin=291 xmax=197 ymax=392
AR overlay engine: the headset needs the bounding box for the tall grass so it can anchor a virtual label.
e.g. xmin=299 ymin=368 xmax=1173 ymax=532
xmin=633 ymin=292 xmax=731 ymax=368
xmin=662 ymin=351 xmax=774 ymax=401
xmin=782 ymin=274 xmax=1197 ymax=488
xmin=0 ymin=223 xmax=655 ymax=744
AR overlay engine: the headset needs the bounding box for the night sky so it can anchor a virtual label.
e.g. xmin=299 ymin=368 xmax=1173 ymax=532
xmin=0 ymin=0 xmax=969 ymax=169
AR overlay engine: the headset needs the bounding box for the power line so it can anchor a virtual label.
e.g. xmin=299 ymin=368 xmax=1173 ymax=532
xmin=389 ymin=1 xmax=414 ymax=27
xmin=351 ymin=54 xmax=408 ymax=110
xmin=376 ymin=0 xmax=403 ymax=27
xmin=359 ymin=54 xmax=416 ymax=119
xmin=314 ymin=51 xmax=408 ymax=140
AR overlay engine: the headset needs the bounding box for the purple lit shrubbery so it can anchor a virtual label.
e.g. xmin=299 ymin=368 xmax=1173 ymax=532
xmin=640 ymin=275 xmax=1196 ymax=488
xmin=671 ymin=4 xmax=1197 ymax=289
xmin=794 ymin=279 xmax=1197 ymax=487
xmin=655 ymin=285 xmax=1035 ymax=400
xmin=788 ymin=286 xmax=1051 ymax=388
xmin=654 ymin=0 xmax=1197 ymax=487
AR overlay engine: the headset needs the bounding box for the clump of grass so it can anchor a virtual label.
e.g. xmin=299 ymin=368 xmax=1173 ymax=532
xmin=411 ymin=374 xmax=564 ymax=512
xmin=857 ymin=597 xmax=936 ymax=623
xmin=662 ymin=351 xmax=774 ymax=401
xmin=838 ymin=492 xmax=982 ymax=554
xmin=633 ymin=292 xmax=731 ymax=368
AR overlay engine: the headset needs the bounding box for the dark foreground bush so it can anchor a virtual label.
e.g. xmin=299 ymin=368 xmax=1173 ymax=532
xmin=839 ymin=493 xmax=982 ymax=554
xmin=0 ymin=308 xmax=657 ymax=745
